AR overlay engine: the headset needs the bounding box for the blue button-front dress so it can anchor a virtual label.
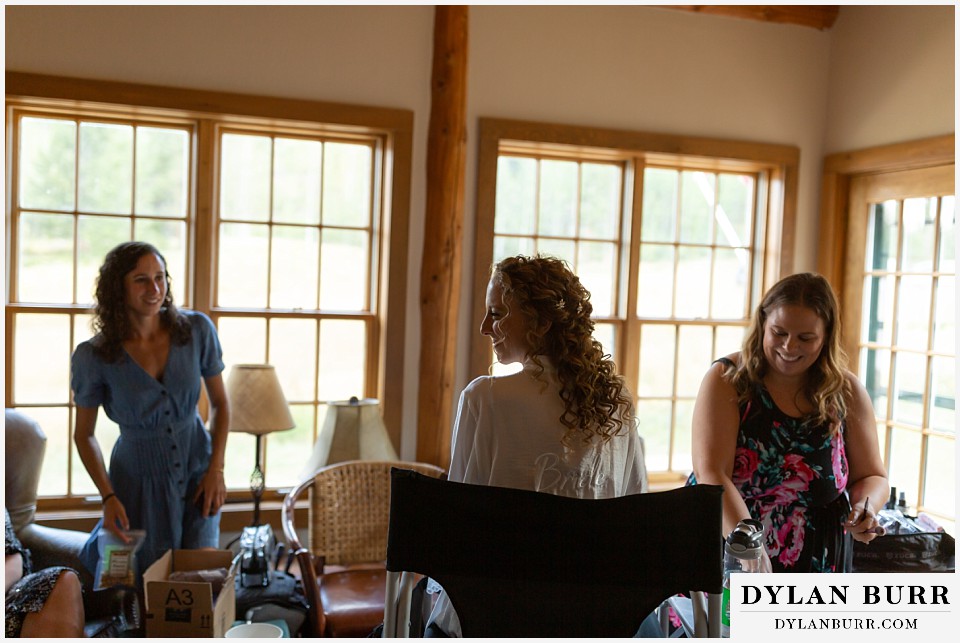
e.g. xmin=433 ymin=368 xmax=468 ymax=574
xmin=71 ymin=310 xmax=224 ymax=582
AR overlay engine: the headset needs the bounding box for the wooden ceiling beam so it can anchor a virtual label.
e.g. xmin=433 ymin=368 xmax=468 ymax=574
xmin=668 ymin=5 xmax=840 ymax=30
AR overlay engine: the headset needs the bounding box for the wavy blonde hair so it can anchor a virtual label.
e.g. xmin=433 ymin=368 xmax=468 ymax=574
xmin=492 ymin=255 xmax=634 ymax=446
xmin=729 ymin=272 xmax=849 ymax=435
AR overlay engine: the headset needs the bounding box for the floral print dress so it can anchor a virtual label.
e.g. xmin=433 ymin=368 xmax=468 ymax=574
xmin=694 ymin=358 xmax=853 ymax=573
xmin=5 ymin=510 xmax=79 ymax=637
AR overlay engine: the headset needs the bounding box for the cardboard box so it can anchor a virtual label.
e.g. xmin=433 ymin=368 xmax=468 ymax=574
xmin=144 ymin=549 xmax=238 ymax=638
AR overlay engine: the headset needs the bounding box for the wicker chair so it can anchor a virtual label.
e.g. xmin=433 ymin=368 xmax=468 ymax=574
xmin=281 ymin=460 xmax=445 ymax=637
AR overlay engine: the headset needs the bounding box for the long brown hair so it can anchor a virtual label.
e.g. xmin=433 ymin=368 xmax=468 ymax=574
xmin=492 ymin=255 xmax=634 ymax=446
xmin=730 ymin=272 xmax=849 ymax=434
xmin=91 ymin=241 xmax=190 ymax=362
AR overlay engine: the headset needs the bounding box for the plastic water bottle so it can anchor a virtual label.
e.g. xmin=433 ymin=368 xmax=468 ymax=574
xmin=721 ymin=519 xmax=764 ymax=638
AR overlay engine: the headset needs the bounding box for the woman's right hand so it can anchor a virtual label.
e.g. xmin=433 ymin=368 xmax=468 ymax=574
xmin=103 ymin=496 xmax=132 ymax=543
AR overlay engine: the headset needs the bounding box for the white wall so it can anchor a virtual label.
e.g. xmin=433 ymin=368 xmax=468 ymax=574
xmin=823 ymin=4 xmax=955 ymax=154
xmin=4 ymin=5 xmax=954 ymax=458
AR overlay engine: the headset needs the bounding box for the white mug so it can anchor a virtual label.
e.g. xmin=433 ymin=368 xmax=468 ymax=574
xmin=225 ymin=622 xmax=284 ymax=638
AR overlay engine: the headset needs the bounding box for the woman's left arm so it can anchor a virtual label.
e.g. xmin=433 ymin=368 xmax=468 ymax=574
xmin=842 ymin=371 xmax=889 ymax=543
xmin=194 ymin=373 xmax=229 ymax=517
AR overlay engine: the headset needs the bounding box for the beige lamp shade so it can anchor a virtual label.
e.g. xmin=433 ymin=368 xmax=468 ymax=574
xmin=226 ymin=364 xmax=295 ymax=435
xmin=298 ymin=397 xmax=398 ymax=482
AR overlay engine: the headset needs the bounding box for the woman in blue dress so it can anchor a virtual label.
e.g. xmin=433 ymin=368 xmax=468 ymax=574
xmin=72 ymin=241 xmax=230 ymax=582
xmin=691 ymin=273 xmax=888 ymax=573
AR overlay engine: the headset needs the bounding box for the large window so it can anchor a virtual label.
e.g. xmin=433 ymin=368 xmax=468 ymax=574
xmin=5 ymin=73 xmax=413 ymax=509
xmin=819 ymin=136 xmax=955 ymax=534
xmin=840 ymin=163 xmax=955 ymax=533
xmin=472 ymin=119 xmax=798 ymax=486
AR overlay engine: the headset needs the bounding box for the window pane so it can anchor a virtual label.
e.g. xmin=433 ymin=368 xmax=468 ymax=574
xmin=73 ymin=314 xmax=95 ymax=347
xmin=269 ymin=319 xmax=317 ymax=402
xmin=717 ymin=173 xmax=753 ymax=247
xmin=637 ymin=244 xmax=674 ymax=318
xmin=636 ymin=399 xmax=671 ymax=471
xmin=577 ymin=241 xmax=616 ymax=316
xmin=218 ymin=317 xmax=267 ymax=377
xmin=641 ymin=168 xmax=677 ymax=242
xmin=495 ymin=156 xmax=537 ymax=235
xmin=715 ymin=326 xmax=746 ymax=358
xmin=901 ymin=197 xmax=937 ymax=273
xmin=861 ymin=274 xmax=895 ymax=346
xmin=135 ymin=126 xmax=189 ymax=218
xmin=579 ymin=163 xmax=620 ymax=240
xmin=218 ymin=223 xmax=268 ymax=307
xmin=225 ymin=432 xmax=256 ymax=491
xmin=318 ymin=320 xmax=366 ymax=401
xmin=322 ymin=142 xmax=372 ymax=227
xmin=896 ymin=276 xmax=931 ymax=351
xmin=933 ymin=276 xmax=955 ymax=354
xmin=593 ymin=322 xmax=615 ymax=358
xmin=493 ymin=235 xmax=535 ymax=263
xmin=930 ymin=356 xmax=954 ymax=434
xmin=673 ymin=399 xmax=694 ymax=473
xmin=938 ymin=196 xmax=955 ymax=271
xmin=923 ymin=434 xmax=955 ymax=516
xmin=865 ymin=201 xmax=899 ymax=272
xmin=76 ymin=216 xmax=130 ymax=304
xmin=679 ymin=171 xmax=713 ymax=245
xmin=14 ymin=314 xmax=71 ymax=404
xmin=538 ymin=160 xmax=577 ymax=237
xmin=134 ymin=219 xmax=188 ymax=303
xmin=271 ymin=225 xmax=320 ymax=309
xmin=266 ymin=403 xmax=315 ymax=488
xmin=78 ymin=122 xmax=133 ymax=215
xmin=220 ymin=133 xmax=271 ymax=221
xmin=320 ymin=229 xmax=368 ymax=311
xmin=638 ymin=325 xmax=675 ymax=397
xmin=712 ymin=248 xmax=750 ymax=319
xmin=675 ymin=246 xmax=710 ymax=318
xmin=536 ymin=238 xmax=576 ymax=267
xmin=72 ymin=413 xmax=120 ymax=496
xmin=891 ymin=352 xmax=926 ymax=427
xmin=18 ymin=211 xmax=74 ymax=303
xmin=26 ymin=407 xmax=70 ymax=497
xmin=859 ymin=347 xmax=891 ymax=418
xmin=887 ymin=429 xmax=921 ymax=507
xmin=676 ymin=325 xmax=712 ymax=397
xmin=273 ymin=137 xmax=321 ymax=225
xmin=19 ymin=116 xmax=76 ymax=212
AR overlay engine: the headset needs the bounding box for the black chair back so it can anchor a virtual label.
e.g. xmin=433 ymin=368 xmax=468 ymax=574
xmin=386 ymin=468 xmax=723 ymax=637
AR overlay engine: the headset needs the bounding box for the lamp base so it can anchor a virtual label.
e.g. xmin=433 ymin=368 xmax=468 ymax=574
xmin=239 ymin=524 xmax=274 ymax=588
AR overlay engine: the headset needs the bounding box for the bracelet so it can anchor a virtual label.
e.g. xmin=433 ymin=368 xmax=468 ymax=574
xmin=102 ymin=492 xmax=116 ymax=503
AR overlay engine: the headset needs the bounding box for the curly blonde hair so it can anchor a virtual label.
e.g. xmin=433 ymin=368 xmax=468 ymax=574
xmin=492 ymin=255 xmax=634 ymax=445
xmin=729 ymin=272 xmax=849 ymax=435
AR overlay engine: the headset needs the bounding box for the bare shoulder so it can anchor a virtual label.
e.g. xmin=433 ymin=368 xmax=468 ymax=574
xmin=843 ymin=370 xmax=874 ymax=408
xmin=697 ymin=353 xmax=740 ymax=404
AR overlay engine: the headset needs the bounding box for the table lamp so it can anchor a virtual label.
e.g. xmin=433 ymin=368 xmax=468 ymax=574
xmin=226 ymin=364 xmax=295 ymax=587
xmin=298 ymin=396 xmax=398 ymax=482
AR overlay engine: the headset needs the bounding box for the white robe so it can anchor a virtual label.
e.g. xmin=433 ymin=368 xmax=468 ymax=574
xmin=426 ymin=361 xmax=648 ymax=636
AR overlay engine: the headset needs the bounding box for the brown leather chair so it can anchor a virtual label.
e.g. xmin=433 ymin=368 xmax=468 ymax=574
xmin=5 ymin=408 xmax=142 ymax=637
xmin=281 ymin=460 xmax=445 ymax=637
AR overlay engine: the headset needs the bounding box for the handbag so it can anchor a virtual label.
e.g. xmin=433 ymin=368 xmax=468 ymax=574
xmin=851 ymin=531 xmax=955 ymax=573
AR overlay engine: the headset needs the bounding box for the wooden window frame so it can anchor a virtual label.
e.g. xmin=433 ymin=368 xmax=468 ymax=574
xmin=471 ymin=117 xmax=800 ymax=487
xmin=816 ymin=134 xmax=954 ymax=294
xmin=5 ymin=72 xmax=413 ymax=510
xmin=817 ymin=134 xmax=955 ymax=526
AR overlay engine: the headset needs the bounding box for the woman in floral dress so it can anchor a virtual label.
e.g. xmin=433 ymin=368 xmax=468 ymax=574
xmin=5 ymin=510 xmax=84 ymax=637
xmin=691 ymin=273 xmax=888 ymax=572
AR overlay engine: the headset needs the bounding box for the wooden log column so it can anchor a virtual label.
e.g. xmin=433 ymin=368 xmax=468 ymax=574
xmin=416 ymin=6 xmax=468 ymax=469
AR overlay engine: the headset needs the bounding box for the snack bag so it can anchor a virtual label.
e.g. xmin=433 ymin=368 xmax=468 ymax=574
xmin=95 ymin=529 xmax=146 ymax=589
